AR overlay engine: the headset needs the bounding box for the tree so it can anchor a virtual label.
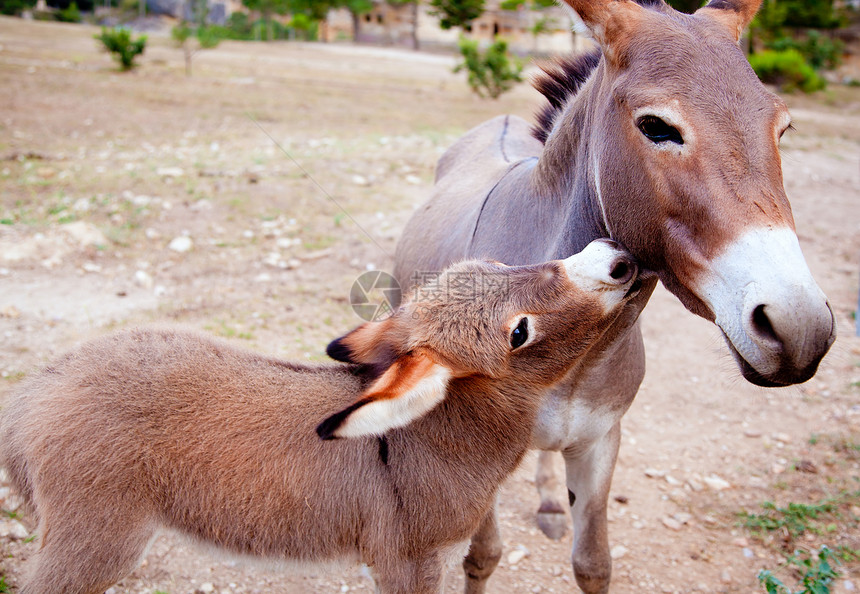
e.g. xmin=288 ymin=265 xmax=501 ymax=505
xmin=455 ymin=36 xmax=522 ymax=98
xmin=343 ymin=0 xmax=373 ymax=41
xmin=430 ymin=0 xmax=484 ymax=30
xmin=94 ymin=27 xmax=147 ymax=71
xmin=387 ymin=0 xmax=419 ymax=50
xmin=243 ymin=0 xmax=290 ymax=40
xmin=172 ymin=21 xmax=220 ymax=76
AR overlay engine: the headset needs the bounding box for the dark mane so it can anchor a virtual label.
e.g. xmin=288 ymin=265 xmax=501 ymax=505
xmin=531 ymin=50 xmax=601 ymax=144
xmin=531 ymin=0 xmax=668 ymax=143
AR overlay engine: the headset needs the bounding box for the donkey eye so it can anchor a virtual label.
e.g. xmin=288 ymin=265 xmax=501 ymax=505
xmin=637 ymin=116 xmax=683 ymax=145
xmin=510 ymin=317 xmax=529 ymax=350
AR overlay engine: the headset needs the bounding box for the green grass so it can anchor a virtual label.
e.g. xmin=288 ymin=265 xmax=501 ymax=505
xmin=758 ymin=546 xmax=840 ymax=594
xmin=739 ymin=493 xmax=856 ymax=539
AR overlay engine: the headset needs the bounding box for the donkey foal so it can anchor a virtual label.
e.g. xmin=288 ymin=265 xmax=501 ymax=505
xmin=0 ymin=239 xmax=645 ymax=594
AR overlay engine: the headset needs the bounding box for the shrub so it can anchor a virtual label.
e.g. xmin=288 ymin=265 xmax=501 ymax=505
xmin=455 ymin=37 xmax=523 ymax=99
xmin=0 ymin=0 xmax=36 ymax=15
xmin=748 ymin=49 xmax=825 ymax=93
xmin=56 ymin=1 xmax=81 ymax=22
xmin=94 ymin=27 xmax=147 ymax=71
xmin=767 ymin=31 xmax=844 ymax=71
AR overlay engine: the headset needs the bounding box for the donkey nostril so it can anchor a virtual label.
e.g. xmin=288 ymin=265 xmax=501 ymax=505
xmin=609 ymin=259 xmax=633 ymax=282
xmin=751 ymin=304 xmax=780 ymax=345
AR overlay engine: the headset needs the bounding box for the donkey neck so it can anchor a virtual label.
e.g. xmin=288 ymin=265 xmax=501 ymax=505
xmin=532 ymin=61 xmax=612 ymax=258
xmin=388 ymin=379 xmax=535 ymax=503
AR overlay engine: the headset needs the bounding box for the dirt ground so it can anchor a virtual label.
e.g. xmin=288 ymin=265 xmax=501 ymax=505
xmin=0 ymin=17 xmax=859 ymax=594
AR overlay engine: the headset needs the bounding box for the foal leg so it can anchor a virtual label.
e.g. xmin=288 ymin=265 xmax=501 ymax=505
xmin=462 ymin=506 xmax=503 ymax=594
xmin=535 ymin=450 xmax=569 ymax=539
xmin=563 ymin=422 xmax=621 ymax=594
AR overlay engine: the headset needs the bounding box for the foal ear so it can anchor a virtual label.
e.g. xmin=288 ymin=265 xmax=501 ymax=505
xmin=326 ymin=319 xmax=395 ymax=366
xmin=696 ymin=0 xmax=763 ymax=42
xmin=559 ymin=0 xmax=645 ymax=62
xmin=316 ymin=350 xmax=452 ymax=440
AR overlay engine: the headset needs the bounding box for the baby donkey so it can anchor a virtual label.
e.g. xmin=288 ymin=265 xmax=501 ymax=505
xmin=0 ymin=239 xmax=644 ymax=594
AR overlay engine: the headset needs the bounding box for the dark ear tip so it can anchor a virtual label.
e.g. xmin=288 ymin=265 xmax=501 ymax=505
xmin=316 ymin=399 xmax=369 ymax=441
xmin=316 ymin=415 xmax=341 ymax=441
xmin=326 ymin=337 xmax=355 ymax=363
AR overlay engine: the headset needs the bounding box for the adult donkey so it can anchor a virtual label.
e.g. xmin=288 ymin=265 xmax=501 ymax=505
xmin=393 ymin=0 xmax=836 ymax=592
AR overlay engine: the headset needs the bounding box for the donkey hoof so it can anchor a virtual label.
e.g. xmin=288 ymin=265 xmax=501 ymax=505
xmin=536 ymin=510 xmax=568 ymax=540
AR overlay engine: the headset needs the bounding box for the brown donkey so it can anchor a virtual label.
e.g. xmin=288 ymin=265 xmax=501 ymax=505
xmin=0 ymin=241 xmax=643 ymax=594
xmin=394 ymin=0 xmax=835 ymax=592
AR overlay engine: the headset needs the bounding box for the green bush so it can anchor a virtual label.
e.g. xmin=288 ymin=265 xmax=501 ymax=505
xmin=455 ymin=37 xmax=523 ymax=99
xmin=0 ymin=0 xmax=36 ymax=15
xmin=767 ymin=31 xmax=844 ymax=71
xmin=94 ymin=27 xmax=147 ymax=71
xmin=56 ymin=1 xmax=80 ymax=21
xmin=748 ymin=49 xmax=825 ymax=93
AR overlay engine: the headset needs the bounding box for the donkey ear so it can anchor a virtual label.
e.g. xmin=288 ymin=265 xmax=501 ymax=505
xmin=316 ymin=350 xmax=451 ymax=440
xmin=696 ymin=0 xmax=763 ymax=42
xmin=326 ymin=319 xmax=395 ymax=365
xmin=559 ymin=0 xmax=645 ymax=62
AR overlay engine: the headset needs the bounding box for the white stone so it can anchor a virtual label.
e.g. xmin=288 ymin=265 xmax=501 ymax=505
xmin=352 ymin=175 xmax=370 ymax=187
xmin=405 ymin=174 xmax=421 ymax=185
xmin=644 ymin=468 xmax=665 ymax=478
xmin=610 ymin=545 xmax=628 ymax=559
xmin=507 ymin=545 xmax=528 ymax=565
xmin=168 ymin=236 xmax=193 ymax=253
xmin=62 ymin=221 xmax=107 ymax=247
xmin=199 ymin=583 xmax=215 ymax=593
xmin=156 ymin=167 xmax=184 ymax=177
xmin=135 ymin=270 xmax=153 ymax=289
xmin=703 ymin=475 xmax=731 ymax=491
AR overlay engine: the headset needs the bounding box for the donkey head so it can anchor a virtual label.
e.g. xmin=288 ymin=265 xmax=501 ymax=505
xmin=562 ymin=0 xmax=835 ymax=386
xmin=317 ymin=240 xmax=644 ymax=440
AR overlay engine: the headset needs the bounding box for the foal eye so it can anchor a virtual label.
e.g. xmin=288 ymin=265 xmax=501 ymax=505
xmin=637 ymin=116 xmax=684 ymax=145
xmin=510 ymin=317 xmax=529 ymax=350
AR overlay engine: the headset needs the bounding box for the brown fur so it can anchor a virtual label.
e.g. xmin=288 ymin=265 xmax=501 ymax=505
xmin=0 ymin=249 xmax=642 ymax=594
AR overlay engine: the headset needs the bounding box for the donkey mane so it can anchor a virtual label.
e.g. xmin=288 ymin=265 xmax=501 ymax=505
xmin=532 ymin=50 xmax=601 ymax=144
xmin=531 ymin=0 xmax=668 ymax=144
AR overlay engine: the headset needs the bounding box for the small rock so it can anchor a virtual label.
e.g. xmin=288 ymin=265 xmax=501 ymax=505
xmin=720 ymin=570 xmax=732 ymax=584
xmin=135 ymin=270 xmax=153 ymax=289
xmin=351 ymin=175 xmax=370 ymax=187
xmin=610 ymin=545 xmax=628 ymax=559
xmin=644 ymin=468 xmax=665 ymax=478
xmin=0 ymin=305 xmax=21 ymax=319
xmin=0 ymin=519 xmax=29 ymax=539
xmin=614 ymin=495 xmax=629 ymax=504
xmin=62 ymin=221 xmax=107 ymax=247
xmin=673 ymin=512 xmax=692 ymax=525
xmin=703 ymin=475 xmax=731 ymax=491
xmin=743 ymin=547 xmax=754 ymax=558
xmin=198 ymin=583 xmax=215 ymax=594
xmin=81 ymin=262 xmax=101 ymax=273
xmin=168 ymin=236 xmax=193 ymax=253
xmin=662 ymin=517 xmax=682 ymax=531
xmin=550 ymin=566 xmax=563 ymax=577
xmin=773 ymin=432 xmax=792 ymax=444
xmin=405 ymin=174 xmax=421 ymax=185
xmin=665 ymin=474 xmax=681 ymax=486
xmin=156 ymin=166 xmax=184 ymax=177
xmin=796 ymin=460 xmax=818 ymax=474
xmin=744 ymin=429 xmax=763 ymax=438
xmin=771 ymin=463 xmax=786 ymax=475
xmin=732 ymin=537 xmax=748 ymax=547
xmin=507 ymin=545 xmax=528 ymax=565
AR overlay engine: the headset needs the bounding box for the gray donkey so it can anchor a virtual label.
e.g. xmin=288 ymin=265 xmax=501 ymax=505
xmin=0 ymin=240 xmax=644 ymax=594
xmin=394 ymin=0 xmax=835 ymax=591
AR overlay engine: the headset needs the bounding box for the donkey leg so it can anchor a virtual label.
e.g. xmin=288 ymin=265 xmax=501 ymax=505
xmin=462 ymin=506 xmax=503 ymax=594
xmin=563 ymin=422 xmax=621 ymax=594
xmin=535 ymin=449 xmax=569 ymax=539
xmin=373 ymin=556 xmax=445 ymax=594
xmin=21 ymin=514 xmax=155 ymax=594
